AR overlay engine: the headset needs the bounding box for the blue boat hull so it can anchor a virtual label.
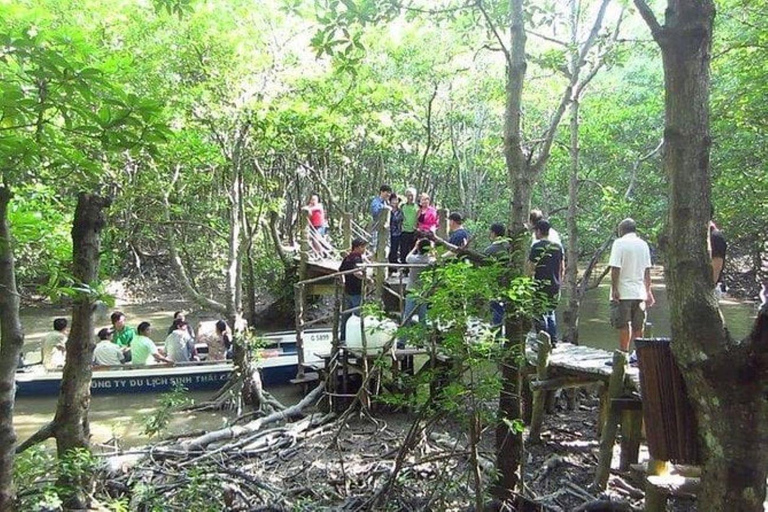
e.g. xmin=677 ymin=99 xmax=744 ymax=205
xmin=15 ymin=328 xmax=332 ymax=397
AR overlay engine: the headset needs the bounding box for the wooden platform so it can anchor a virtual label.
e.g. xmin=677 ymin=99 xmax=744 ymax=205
xmin=525 ymin=341 xmax=641 ymax=391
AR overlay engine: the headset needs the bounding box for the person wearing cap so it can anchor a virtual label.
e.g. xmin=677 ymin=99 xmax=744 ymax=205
xmin=527 ymin=219 xmax=564 ymax=344
xmin=339 ymin=238 xmax=370 ymax=340
xmin=608 ymin=218 xmax=654 ymax=352
xmin=93 ymin=327 xmax=124 ymax=366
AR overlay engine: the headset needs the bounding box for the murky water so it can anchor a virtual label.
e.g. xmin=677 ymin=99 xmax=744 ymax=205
xmin=572 ymin=276 xmax=756 ymax=351
xmin=14 ymin=279 xmax=759 ymax=447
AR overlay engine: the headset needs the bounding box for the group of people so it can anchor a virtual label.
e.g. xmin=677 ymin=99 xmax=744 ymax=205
xmin=40 ymin=311 xmax=234 ymax=370
xmin=339 ymin=188 xmax=568 ymax=343
xmin=322 ymin=181 xmax=741 ymax=352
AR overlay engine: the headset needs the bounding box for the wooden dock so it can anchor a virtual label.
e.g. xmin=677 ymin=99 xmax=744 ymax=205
xmin=525 ymin=341 xmax=640 ymax=390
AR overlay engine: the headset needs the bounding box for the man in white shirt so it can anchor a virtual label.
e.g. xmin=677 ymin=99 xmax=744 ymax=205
xmin=41 ymin=318 xmax=68 ymax=370
xmin=529 ymin=209 xmax=562 ymax=247
xmin=609 ymin=218 xmax=655 ymax=351
xmin=93 ymin=328 xmax=124 ymax=366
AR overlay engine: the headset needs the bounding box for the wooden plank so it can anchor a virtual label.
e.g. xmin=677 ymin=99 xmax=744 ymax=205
xmin=308 ymin=283 xmax=337 ymax=296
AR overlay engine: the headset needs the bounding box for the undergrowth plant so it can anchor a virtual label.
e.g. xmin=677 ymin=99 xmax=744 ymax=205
xmin=379 ymin=255 xmax=544 ymax=510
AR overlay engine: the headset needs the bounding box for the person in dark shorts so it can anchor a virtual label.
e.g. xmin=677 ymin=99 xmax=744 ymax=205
xmin=608 ymin=218 xmax=654 ymax=352
xmin=528 ymin=220 xmax=564 ymax=343
xmin=709 ymin=216 xmax=727 ymax=298
xmin=485 ymin=223 xmax=511 ymax=327
xmin=388 ymin=194 xmax=404 ymax=273
xmin=339 ymin=238 xmax=369 ymax=340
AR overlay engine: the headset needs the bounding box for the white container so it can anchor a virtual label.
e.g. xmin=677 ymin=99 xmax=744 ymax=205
xmin=345 ymin=315 xmax=397 ymax=351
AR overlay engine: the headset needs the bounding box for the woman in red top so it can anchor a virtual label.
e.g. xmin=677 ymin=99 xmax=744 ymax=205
xmin=416 ymin=193 xmax=438 ymax=235
xmin=303 ymin=193 xmax=326 ymax=235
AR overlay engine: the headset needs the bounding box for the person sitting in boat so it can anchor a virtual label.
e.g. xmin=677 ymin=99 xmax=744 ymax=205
xmin=93 ymin=327 xmax=124 ymax=367
xmin=41 ymin=318 xmax=68 ymax=370
xmin=131 ymin=322 xmax=173 ymax=366
xmin=206 ymin=319 xmax=231 ymax=361
xmin=167 ymin=310 xmax=196 ymax=339
xmin=165 ymin=319 xmax=197 ymax=363
xmin=111 ymin=311 xmax=135 ymax=362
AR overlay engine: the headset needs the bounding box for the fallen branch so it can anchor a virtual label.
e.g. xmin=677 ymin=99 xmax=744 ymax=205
xmin=182 ymin=382 xmax=325 ymax=451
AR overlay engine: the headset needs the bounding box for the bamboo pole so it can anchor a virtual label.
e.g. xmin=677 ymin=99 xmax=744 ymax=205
xmin=375 ymin=209 xmax=390 ymax=298
xmin=329 ymin=276 xmax=342 ymax=410
xmin=298 ymin=213 xmax=309 ymax=282
xmin=436 ymin=208 xmax=449 ymax=239
xmin=592 ymin=350 xmax=628 ymax=490
xmin=644 ymin=458 xmax=671 ymax=512
xmin=293 ymin=283 xmax=306 ymax=380
xmin=620 ymin=408 xmax=643 ymax=471
xmin=342 ymin=212 xmax=352 ymax=252
xmin=529 ymin=331 xmax=552 ymax=442
xmin=359 ymin=272 xmax=370 ymax=410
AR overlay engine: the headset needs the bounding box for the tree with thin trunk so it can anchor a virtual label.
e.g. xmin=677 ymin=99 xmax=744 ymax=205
xmin=489 ymin=0 xmax=613 ymax=499
xmin=14 ymin=193 xmax=110 ymax=509
xmin=0 ymin=188 xmax=25 ymax=512
xmin=563 ymin=0 xmax=623 ymax=345
xmin=634 ymin=1 xmax=768 ymax=510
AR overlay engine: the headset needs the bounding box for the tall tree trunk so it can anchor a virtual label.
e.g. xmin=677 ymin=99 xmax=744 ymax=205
xmin=0 ymin=187 xmax=24 ymax=512
xmin=635 ymin=1 xmax=768 ymax=510
xmin=52 ymin=193 xmax=110 ymax=509
xmin=564 ymin=0 xmax=582 ymax=344
xmin=493 ymin=0 xmax=528 ymax=500
xmin=564 ymin=95 xmax=581 ymax=344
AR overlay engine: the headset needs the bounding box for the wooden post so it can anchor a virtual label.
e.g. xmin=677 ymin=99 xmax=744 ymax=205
xmin=375 ymin=209 xmax=390 ymax=299
xmin=436 ymin=208 xmax=449 ymax=239
xmin=620 ymin=408 xmax=643 ymax=471
xmin=359 ymin=272 xmax=370 ymax=410
xmin=294 ymin=283 xmax=306 ymax=380
xmin=342 ymin=212 xmax=352 ymax=252
xmin=528 ymin=331 xmax=552 ymax=442
xmin=645 ymin=458 xmax=670 ymax=512
xmin=329 ymin=276 xmax=342 ymax=409
xmin=298 ymin=213 xmax=310 ymax=282
xmin=592 ymin=350 xmax=628 ymax=490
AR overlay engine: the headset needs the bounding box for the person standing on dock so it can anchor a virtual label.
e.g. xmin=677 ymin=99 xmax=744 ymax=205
xmin=339 ymin=238 xmax=369 ymax=341
xmin=608 ymin=218 xmax=655 ymax=352
xmin=399 ymin=188 xmax=419 ymax=271
xmin=485 ymin=223 xmax=511 ymax=327
xmin=709 ymin=211 xmax=727 ymax=298
xmin=528 ymin=220 xmax=564 ymax=343
xmin=529 ymin=209 xmax=561 ymax=247
xmin=416 ymin=193 xmax=438 ymax=236
xmin=370 ymin=184 xmax=392 ymax=253
xmin=303 ymin=193 xmax=329 ymax=258
xmin=388 ymin=194 xmax=404 ymax=274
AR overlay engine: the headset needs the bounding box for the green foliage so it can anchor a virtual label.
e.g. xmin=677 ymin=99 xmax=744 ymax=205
xmin=14 ymin=446 xmax=101 ymax=510
xmin=131 ymin=466 xmax=225 ymax=511
xmin=140 ymin=383 xmax=193 ymax=438
xmin=14 ymin=446 xmax=60 ymax=511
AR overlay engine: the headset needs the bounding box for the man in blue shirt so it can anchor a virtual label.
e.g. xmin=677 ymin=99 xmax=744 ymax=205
xmin=448 ymin=212 xmax=469 ymax=247
xmin=370 ymin=184 xmax=392 ymax=255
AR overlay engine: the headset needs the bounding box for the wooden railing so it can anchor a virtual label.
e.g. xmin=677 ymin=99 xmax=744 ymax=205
xmin=292 ymin=261 xmax=429 ymax=408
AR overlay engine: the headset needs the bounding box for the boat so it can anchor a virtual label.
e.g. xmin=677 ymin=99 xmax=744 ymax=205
xmin=15 ymin=328 xmax=333 ymax=397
